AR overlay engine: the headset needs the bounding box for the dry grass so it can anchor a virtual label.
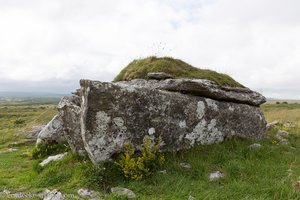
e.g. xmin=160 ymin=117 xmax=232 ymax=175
xmin=262 ymin=103 xmax=300 ymax=124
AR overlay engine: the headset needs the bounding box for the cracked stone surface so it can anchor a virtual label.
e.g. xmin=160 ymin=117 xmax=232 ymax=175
xmin=35 ymin=78 xmax=267 ymax=163
xmin=80 ymin=80 xmax=266 ymax=163
xmin=57 ymin=96 xmax=87 ymax=156
xmin=117 ymin=78 xmax=266 ymax=106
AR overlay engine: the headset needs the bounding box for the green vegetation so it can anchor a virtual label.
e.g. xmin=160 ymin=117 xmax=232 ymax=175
xmin=117 ymin=136 xmax=165 ymax=181
xmin=114 ymin=56 xmax=244 ymax=87
xmin=1 ymin=100 xmax=300 ymax=199
xmin=30 ymin=142 xmax=70 ymax=160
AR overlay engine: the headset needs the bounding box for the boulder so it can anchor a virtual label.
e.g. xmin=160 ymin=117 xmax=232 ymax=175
xmin=117 ymin=79 xmax=266 ymax=106
xmin=57 ymin=96 xmax=86 ymax=156
xmin=36 ymin=115 xmax=66 ymax=145
xmin=80 ymin=79 xmax=266 ymax=163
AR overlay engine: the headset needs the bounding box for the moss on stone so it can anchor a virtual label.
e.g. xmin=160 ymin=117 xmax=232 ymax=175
xmin=113 ymin=56 xmax=244 ymax=87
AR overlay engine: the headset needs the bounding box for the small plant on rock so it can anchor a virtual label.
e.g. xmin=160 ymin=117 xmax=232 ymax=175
xmin=117 ymin=136 xmax=165 ymax=180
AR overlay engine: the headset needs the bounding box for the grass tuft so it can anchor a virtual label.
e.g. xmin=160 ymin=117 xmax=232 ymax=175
xmin=113 ymin=56 xmax=244 ymax=87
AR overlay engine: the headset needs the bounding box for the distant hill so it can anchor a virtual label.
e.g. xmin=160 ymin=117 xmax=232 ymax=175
xmin=0 ymin=92 xmax=69 ymax=106
xmin=0 ymin=91 xmax=69 ymax=98
xmin=266 ymin=98 xmax=300 ymax=104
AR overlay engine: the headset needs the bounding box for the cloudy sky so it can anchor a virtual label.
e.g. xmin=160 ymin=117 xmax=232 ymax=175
xmin=0 ymin=0 xmax=300 ymax=99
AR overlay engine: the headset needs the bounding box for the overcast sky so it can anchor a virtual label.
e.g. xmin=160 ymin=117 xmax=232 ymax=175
xmin=0 ymin=0 xmax=300 ymax=99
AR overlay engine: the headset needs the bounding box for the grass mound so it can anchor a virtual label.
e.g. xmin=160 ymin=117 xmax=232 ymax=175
xmin=114 ymin=56 xmax=244 ymax=87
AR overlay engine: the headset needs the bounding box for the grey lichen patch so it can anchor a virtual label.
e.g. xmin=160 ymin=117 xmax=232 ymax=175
xmin=205 ymin=98 xmax=218 ymax=111
xmin=96 ymin=111 xmax=111 ymax=133
xmin=196 ymin=101 xmax=205 ymax=119
xmin=148 ymin=127 xmax=155 ymax=135
xmin=185 ymin=119 xmax=224 ymax=147
xmin=179 ymin=120 xmax=187 ymax=128
xmin=88 ymin=112 xmax=128 ymax=162
xmin=185 ymin=119 xmax=207 ymax=146
xmin=113 ymin=117 xmax=124 ymax=127
xmin=115 ymin=82 xmax=136 ymax=93
xmin=205 ymin=119 xmax=223 ymax=144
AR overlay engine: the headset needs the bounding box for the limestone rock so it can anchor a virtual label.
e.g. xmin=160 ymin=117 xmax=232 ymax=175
xmin=39 ymin=153 xmax=68 ymax=167
xmin=117 ymin=78 xmax=266 ymax=106
xmin=276 ymin=130 xmax=290 ymax=144
xmin=209 ymin=171 xmax=225 ymax=181
xmin=80 ymin=80 xmax=266 ymax=163
xmin=36 ymin=115 xmax=66 ymax=145
xmin=26 ymin=130 xmax=42 ymax=141
xmin=179 ymin=162 xmax=192 ymax=169
xmin=111 ymin=187 xmax=136 ymax=199
xmin=43 ymin=189 xmax=64 ymax=200
xmin=58 ymin=96 xmax=86 ymax=156
xmin=77 ymin=188 xmax=99 ymax=198
xmin=266 ymin=120 xmax=279 ymax=130
xmin=147 ymin=72 xmax=174 ymax=80
xmin=249 ymin=143 xmax=262 ymax=149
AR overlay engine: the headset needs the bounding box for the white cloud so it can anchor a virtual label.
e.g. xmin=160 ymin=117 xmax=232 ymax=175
xmin=0 ymin=0 xmax=299 ymax=99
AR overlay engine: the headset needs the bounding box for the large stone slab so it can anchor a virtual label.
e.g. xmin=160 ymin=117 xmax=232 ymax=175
xmin=80 ymin=79 xmax=266 ymax=163
xmin=117 ymin=79 xmax=266 ymax=106
xmin=57 ymin=96 xmax=86 ymax=156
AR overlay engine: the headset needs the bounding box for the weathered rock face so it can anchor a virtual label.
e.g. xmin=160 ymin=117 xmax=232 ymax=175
xmin=57 ymin=96 xmax=86 ymax=156
xmin=36 ymin=115 xmax=66 ymax=144
xmin=80 ymin=79 xmax=266 ymax=163
xmin=117 ymin=79 xmax=266 ymax=106
xmin=37 ymin=78 xmax=266 ymax=163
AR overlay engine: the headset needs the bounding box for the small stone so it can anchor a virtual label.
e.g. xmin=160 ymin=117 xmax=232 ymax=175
xmin=39 ymin=153 xmax=68 ymax=167
xmin=13 ymin=132 xmax=24 ymax=137
xmin=77 ymin=188 xmax=99 ymax=198
xmin=266 ymin=120 xmax=279 ymax=130
xmin=276 ymin=130 xmax=289 ymax=137
xmin=249 ymin=143 xmax=262 ymax=149
xmin=293 ymin=181 xmax=300 ymax=188
xmin=159 ymin=170 xmax=167 ymax=174
xmin=209 ymin=171 xmax=225 ymax=181
xmin=179 ymin=162 xmax=192 ymax=169
xmin=2 ymin=189 xmax=11 ymax=194
xmin=276 ymin=130 xmax=290 ymax=144
xmin=188 ymin=194 xmax=195 ymax=200
xmin=111 ymin=187 xmax=136 ymax=199
xmin=147 ymin=72 xmax=174 ymax=80
xmin=7 ymin=148 xmax=18 ymax=152
xmin=283 ymin=121 xmax=296 ymax=128
xmin=43 ymin=189 xmax=64 ymax=200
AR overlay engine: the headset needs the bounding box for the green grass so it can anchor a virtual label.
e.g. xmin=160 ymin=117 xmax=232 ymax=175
xmin=1 ymin=100 xmax=300 ymax=199
xmin=113 ymin=56 xmax=244 ymax=87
